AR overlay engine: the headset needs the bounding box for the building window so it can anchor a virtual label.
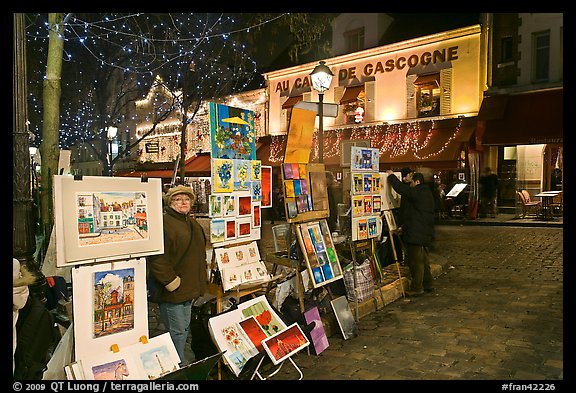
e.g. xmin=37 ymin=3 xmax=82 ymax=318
xmin=532 ymin=30 xmax=550 ymax=83
xmin=340 ymin=85 xmax=366 ymax=124
xmin=344 ymin=27 xmax=365 ymax=53
xmin=414 ymin=74 xmax=440 ymax=118
xmin=501 ymin=36 xmax=514 ymax=62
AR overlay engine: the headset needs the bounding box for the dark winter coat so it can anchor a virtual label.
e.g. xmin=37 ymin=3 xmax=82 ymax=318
xmin=148 ymin=207 xmax=208 ymax=303
xmin=387 ymin=175 xmax=435 ymax=246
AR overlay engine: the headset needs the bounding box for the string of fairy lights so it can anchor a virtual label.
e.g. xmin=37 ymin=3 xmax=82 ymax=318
xmin=25 ymin=13 xmax=288 ymax=157
xmin=268 ymin=118 xmax=464 ymax=163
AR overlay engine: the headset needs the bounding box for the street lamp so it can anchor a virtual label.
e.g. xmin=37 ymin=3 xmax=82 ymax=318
xmin=310 ymin=61 xmax=333 ymax=163
xmin=106 ymin=126 xmax=118 ymax=175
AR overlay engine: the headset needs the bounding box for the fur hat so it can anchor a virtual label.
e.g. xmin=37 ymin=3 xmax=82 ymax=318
xmin=164 ymin=185 xmax=195 ymax=206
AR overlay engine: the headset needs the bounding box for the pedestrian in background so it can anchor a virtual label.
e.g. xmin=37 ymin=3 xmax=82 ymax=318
xmin=386 ymin=170 xmax=435 ymax=297
xmin=148 ymin=185 xmax=208 ymax=364
xmin=479 ymin=167 xmax=499 ymax=218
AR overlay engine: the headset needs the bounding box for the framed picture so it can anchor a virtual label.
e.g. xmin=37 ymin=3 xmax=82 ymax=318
xmin=210 ymin=219 xmax=225 ymax=244
xmin=225 ymin=219 xmax=237 ymax=241
xmin=260 ymin=166 xmax=273 ymax=208
xmin=212 ymin=158 xmax=234 ymax=193
xmin=252 ymin=202 xmax=261 ymax=228
xmin=209 ymin=194 xmax=223 ymax=218
xmin=233 ymin=159 xmax=251 ymax=191
xmin=72 ymin=258 xmax=149 ymax=361
xmin=222 ymin=194 xmax=236 ymax=217
xmin=262 ymin=323 xmax=310 ymax=365
xmin=380 ymin=172 xmax=402 ymax=210
xmin=295 ymin=219 xmax=343 ymax=288
xmin=236 ymin=217 xmax=252 ymax=238
xmin=53 ymin=175 xmax=164 ymax=267
xmin=236 ymin=193 xmax=253 ymax=217
xmin=330 ymin=295 xmax=359 ymax=340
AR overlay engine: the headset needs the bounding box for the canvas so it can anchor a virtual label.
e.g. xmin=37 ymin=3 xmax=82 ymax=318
xmin=330 ymin=296 xmax=359 ymax=340
xmin=284 ymin=107 xmax=316 ymax=163
xmin=53 ymin=176 xmax=164 ymax=267
xmin=211 ymin=158 xmax=234 ymax=193
xmin=260 ymin=166 xmax=273 ymax=208
xmin=208 ymin=102 xmax=256 ymax=160
xmin=380 ymin=172 xmax=402 ymax=210
xmin=72 ymin=258 xmax=149 ymax=362
xmin=262 ymin=323 xmax=310 ymax=365
xmin=303 ymin=306 xmax=329 ymax=356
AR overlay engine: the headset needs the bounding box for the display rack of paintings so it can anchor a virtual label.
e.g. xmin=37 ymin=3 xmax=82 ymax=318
xmin=208 ymin=102 xmax=269 ymax=293
xmin=294 ymin=219 xmax=344 ymax=289
xmin=53 ymin=176 xmax=165 ymax=267
xmin=349 ymin=147 xmax=383 ymax=242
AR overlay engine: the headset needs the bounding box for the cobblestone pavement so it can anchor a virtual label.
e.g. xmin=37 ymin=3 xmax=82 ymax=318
xmin=149 ymin=222 xmax=564 ymax=384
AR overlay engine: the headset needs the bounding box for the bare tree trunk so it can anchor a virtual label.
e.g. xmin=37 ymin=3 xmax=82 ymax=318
xmin=39 ymin=13 xmax=65 ymax=240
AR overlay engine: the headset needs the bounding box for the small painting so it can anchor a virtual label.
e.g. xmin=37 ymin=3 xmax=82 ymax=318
xmin=262 ymin=323 xmax=310 ymax=365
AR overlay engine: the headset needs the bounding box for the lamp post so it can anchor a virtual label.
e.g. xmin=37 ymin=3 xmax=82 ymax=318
xmin=310 ymin=61 xmax=333 ymax=163
xmin=106 ymin=126 xmax=118 ymax=176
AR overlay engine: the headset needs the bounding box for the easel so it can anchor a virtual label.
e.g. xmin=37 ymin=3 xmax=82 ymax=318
xmin=382 ymin=211 xmax=405 ymax=297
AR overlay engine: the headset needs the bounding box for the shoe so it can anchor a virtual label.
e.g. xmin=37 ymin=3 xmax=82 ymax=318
xmin=404 ymin=290 xmax=424 ymax=297
xmin=424 ymin=287 xmax=436 ymax=293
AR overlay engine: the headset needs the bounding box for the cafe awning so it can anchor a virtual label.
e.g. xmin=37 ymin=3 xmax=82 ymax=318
xmin=378 ymin=117 xmax=476 ymax=168
xmin=479 ymin=88 xmax=563 ymax=145
xmin=115 ymin=153 xmax=212 ymax=179
xmin=281 ymin=95 xmax=303 ymax=109
xmin=340 ymin=85 xmax=365 ymax=104
xmin=413 ymin=73 xmax=440 ymax=86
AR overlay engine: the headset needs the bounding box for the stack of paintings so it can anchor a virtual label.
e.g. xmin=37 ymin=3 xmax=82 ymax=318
xmin=213 ymin=241 xmax=271 ymax=291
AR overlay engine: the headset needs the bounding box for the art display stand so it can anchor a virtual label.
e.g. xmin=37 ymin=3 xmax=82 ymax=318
xmin=250 ymin=354 xmax=304 ymax=380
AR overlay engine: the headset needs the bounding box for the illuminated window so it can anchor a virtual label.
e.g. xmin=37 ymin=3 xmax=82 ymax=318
xmin=414 ymin=73 xmax=440 ymax=118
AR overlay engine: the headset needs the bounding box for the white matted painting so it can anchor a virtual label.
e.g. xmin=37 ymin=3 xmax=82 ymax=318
xmin=135 ymin=333 xmax=181 ymax=379
xmin=79 ymin=347 xmax=142 ymax=380
xmin=330 ymin=295 xmax=359 ymax=340
xmin=72 ymin=258 xmax=149 ymax=361
xmin=53 ymin=175 xmax=164 ymax=267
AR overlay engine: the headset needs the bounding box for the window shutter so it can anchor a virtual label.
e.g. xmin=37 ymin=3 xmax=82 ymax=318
xmin=333 ymin=86 xmax=346 ymax=124
xmin=440 ymin=68 xmax=452 ymax=115
xmin=406 ymin=74 xmax=417 ymax=119
xmin=364 ymin=81 xmax=375 ymax=122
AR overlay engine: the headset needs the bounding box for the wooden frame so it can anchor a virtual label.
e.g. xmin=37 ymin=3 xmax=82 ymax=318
xmin=295 ymin=219 xmax=343 ymax=288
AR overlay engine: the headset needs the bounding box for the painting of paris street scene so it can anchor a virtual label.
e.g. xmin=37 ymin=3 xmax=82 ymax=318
xmin=76 ymin=191 xmax=149 ymax=246
xmin=93 ymin=267 xmax=135 ymax=338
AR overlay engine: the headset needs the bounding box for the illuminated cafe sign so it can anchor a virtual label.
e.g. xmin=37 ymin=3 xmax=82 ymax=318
xmin=274 ymin=45 xmax=459 ymax=93
xmin=145 ymin=142 xmax=159 ymax=153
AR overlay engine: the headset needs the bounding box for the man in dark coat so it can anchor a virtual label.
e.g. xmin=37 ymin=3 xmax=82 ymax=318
xmin=386 ymin=170 xmax=435 ymax=296
xmin=148 ymin=185 xmax=208 ymax=364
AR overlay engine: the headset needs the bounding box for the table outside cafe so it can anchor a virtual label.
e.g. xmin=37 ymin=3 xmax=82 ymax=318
xmin=534 ymin=190 xmax=562 ymax=220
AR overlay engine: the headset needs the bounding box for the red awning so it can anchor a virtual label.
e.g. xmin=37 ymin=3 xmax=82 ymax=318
xmin=340 ymin=85 xmax=365 ymax=104
xmin=115 ymin=153 xmax=212 ymax=179
xmin=281 ymin=95 xmax=303 ymax=109
xmin=479 ymin=88 xmax=563 ymax=145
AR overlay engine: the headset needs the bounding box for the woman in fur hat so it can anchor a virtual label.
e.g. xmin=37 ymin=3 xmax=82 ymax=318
xmin=147 ymin=185 xmax=208 ymax=365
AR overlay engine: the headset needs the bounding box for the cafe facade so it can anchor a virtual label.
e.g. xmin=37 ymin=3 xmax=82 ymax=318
xmin=263 ymin=25 xmax=485 ymax=214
